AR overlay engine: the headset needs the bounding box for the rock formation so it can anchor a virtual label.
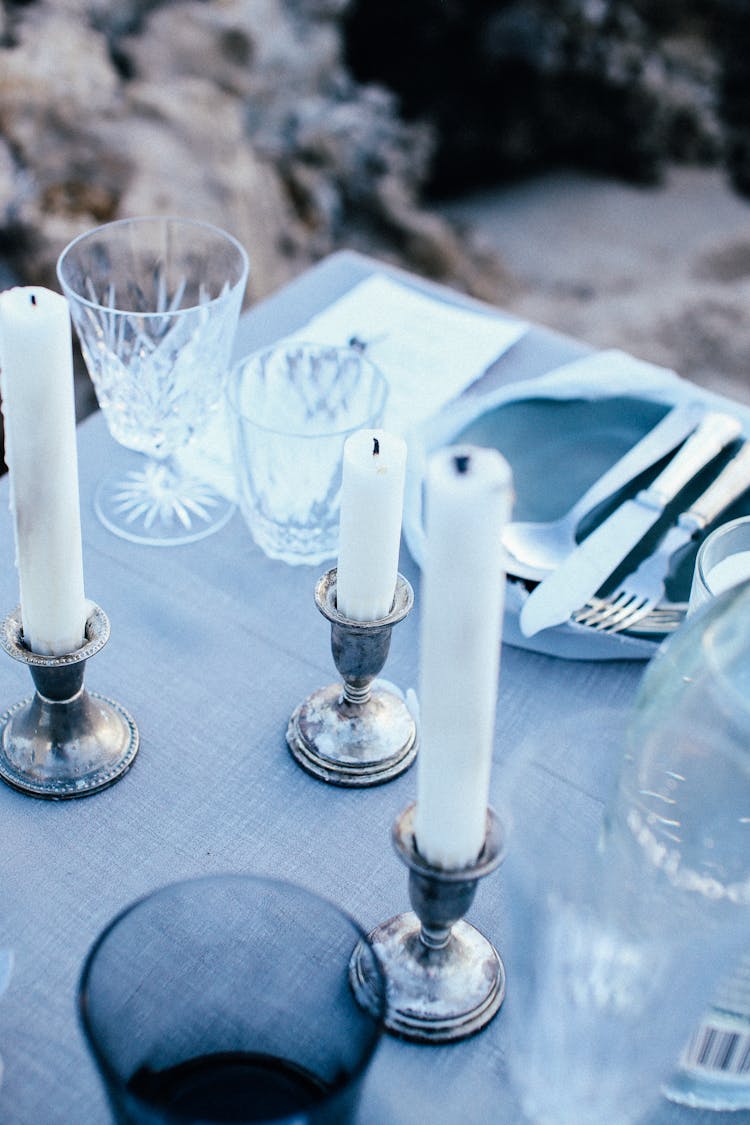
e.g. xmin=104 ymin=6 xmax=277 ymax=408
xmin=0 ymin=0 xmax=742 ymax=445
xmin=0 ymin=0 xmax=737 ymax=303
xmin=344 ymin=0 xmax=722 ymax=195
xmin=0 ymin=0 xmax=503 ymax=307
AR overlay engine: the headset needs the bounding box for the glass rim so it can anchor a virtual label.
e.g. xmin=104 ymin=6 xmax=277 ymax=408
xmin=56 ymin=215 xmax=250 ymax=317
xmin=228 ymin=341 xmax=389 ymax=439
xmin=77 ymin=872 xmax=385 ymax=1120
xmin=696 ymin=514 xmax=750 ymax=598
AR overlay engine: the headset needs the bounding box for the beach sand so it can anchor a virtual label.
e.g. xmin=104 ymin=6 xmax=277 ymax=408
xmin=439 ymin=165 xmax=750 ymax=406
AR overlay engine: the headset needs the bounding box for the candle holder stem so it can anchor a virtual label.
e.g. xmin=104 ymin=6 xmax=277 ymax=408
xmin=349 ymin=802 xmax=506 ymax=1043
xmin=286 ymin=569 xmax=417 ymax=787
xmin=0 ymin=604 xmax=139 ymax=799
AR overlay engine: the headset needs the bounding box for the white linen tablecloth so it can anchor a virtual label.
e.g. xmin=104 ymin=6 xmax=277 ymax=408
xmin=0 ymin=251 xmax=726 ymax=1124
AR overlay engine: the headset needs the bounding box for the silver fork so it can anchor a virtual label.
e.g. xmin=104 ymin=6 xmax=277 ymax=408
xmin=573 ymin=440 xmax=750 ymax=633
xmin=573 ymin=598 xmax=685 ymax=635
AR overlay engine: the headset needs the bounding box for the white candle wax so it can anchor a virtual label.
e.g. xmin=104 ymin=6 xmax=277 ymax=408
xmin=336 ymin=429 xmax=407 ymax=621
xmin=415 ymin=445 xmax=513 ymax=869
xmin=0 ymin=286 xmax=87 ymax=655
xmin=708 ymin=550 xmax=750 ymax=595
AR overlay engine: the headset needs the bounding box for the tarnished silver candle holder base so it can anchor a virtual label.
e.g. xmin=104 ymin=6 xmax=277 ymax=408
xmin=0 ymin=605 xmax=139 ymax=799
xmin=286 ymin=569 xmax=417 ymax=787
xmin=349 ymin=802 xmax=506 ymax=1044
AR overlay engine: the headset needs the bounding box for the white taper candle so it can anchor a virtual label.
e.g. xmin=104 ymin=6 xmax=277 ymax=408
xmin=0 ymin=286 xmax=87 ymax=655
xmin=336 ymin=428 xmax=407 ymax=621
xmin=415 ymin=444 xmax=512 ymax=869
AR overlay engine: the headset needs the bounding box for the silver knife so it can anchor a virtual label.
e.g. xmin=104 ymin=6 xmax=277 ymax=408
xmin=574 ymin=441 xmax=750 ymax=631
xmin=520 ymin=411 xmax=744 ymax=636
xmin=624 ymin=441 xmax=750 ymax=591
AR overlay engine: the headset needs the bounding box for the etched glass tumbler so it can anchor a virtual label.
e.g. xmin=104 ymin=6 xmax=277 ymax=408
xmin=57 ymin=217 xmax=249 ymax=545
xmin=228 ymin=341 xmax=388 ymax=565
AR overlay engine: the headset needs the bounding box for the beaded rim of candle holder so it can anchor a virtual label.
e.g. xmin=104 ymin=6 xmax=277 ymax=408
xmin=0 ymin=604 xmax=139 ymax=799
xmin=349 ymin=802 xmax=506 ymax=1043
xmin=286 ymin=568 xmax=417 ymax=787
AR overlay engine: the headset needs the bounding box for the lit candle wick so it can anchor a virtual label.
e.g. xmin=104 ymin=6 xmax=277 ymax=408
xmin=454 ymin=454 xmax=470 ymax=475
xmin=373 ymin=437 xmax=380 ymax=456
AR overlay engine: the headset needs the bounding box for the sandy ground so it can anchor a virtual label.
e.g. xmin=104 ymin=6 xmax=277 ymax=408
xmin=439 ymin=164 xmax=750 ymax=407
xmin=4 ymin=163 xmax=750 ymax=419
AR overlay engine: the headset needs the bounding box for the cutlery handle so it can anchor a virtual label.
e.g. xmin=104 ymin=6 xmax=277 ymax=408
xmin=638 ymin=412 xmax=743 ymax=510
xmin=567 ymin=401 xmax=703 ymax=521
xmin=678 ymin=439 xmax=750 ymax=532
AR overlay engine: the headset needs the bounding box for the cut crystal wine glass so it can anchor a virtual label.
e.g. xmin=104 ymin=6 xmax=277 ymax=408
xmin=57 ymin=216 xmax=249 ymax=545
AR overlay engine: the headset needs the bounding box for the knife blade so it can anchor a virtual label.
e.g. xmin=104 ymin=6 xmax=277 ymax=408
xmin=520 ymin=410 xmax=744 ymax=636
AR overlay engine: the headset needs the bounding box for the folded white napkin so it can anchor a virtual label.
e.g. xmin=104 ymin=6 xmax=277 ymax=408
xmin=403 ymin=349 xmax=750 ymax=661
xmin=288 ymin=273 xmax=528 ymax=434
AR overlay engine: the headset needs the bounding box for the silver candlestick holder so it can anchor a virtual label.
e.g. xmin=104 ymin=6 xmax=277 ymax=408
xmin=286 ymin=568 xmax=417 ymax=787
xmin=349 ymin=802 xmax=506 ymax=1043
xmin=0 ymin=603 xmax=139 ymax=799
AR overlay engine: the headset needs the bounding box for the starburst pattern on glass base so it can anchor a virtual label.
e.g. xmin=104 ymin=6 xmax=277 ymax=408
xmin=95 ymin=462 xmax=235 ymax=546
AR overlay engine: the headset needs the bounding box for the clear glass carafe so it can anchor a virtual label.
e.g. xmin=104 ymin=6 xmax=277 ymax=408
xmin=606 ymin=578 xmax=750 ymax=1110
